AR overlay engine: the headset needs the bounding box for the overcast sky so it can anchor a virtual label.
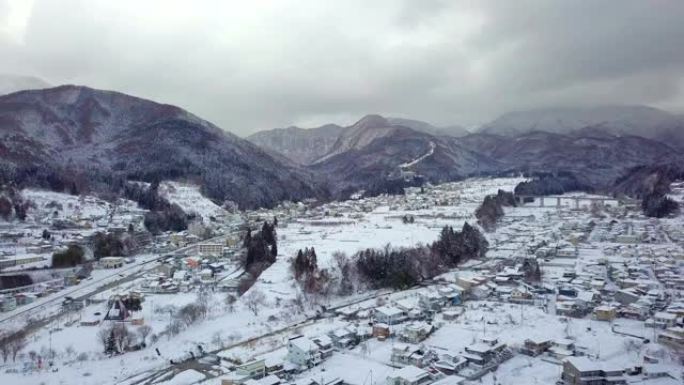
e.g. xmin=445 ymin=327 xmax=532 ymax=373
xmin=1 ymin=0 xmax=684 ymax=135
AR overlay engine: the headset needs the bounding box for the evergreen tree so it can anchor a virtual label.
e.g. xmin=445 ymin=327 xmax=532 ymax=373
xmin=243 ymin=228 xmax=252 ymax=248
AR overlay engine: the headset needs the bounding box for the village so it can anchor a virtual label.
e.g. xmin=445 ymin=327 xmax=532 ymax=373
xmin=0 ymin=177 xmax=682 ymax=385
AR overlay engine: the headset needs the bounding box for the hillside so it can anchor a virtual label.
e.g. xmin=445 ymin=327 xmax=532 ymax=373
xmin=247 ymin=124 xmax=346 ymax=165
xmin=457 ymin=131 xmax=682 ymax=189
xmin=310 ymin=117 xmax=498 ymax=198
xmin=0 ymin=85 xmax=326 ymax=209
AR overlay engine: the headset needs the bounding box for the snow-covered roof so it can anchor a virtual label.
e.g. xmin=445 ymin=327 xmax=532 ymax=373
xmin=288 ymin=336 xmax=318 ymax=353
xmin=375 ymin=305 xmax=403 ymax=317
xmin=389 ymin=365 xmax=429 ymax=382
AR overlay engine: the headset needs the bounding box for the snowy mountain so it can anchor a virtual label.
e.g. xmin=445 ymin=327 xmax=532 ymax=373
xmin=247 ymin=123 xmax=347 ymax=165
xmin=248 ymin=115 xmax=469 ymax=165
xmin=458 ymin=130 xmax=682 ymax=188
xmin=314 ymin=115 xmax=403 ymax=163
xmin=0 ymin=85 xmax=325 ymax=209
xmin=479 ymin=105 xmax=684 ymax=148
xmin=0 ymin=74 xmax=51 ymax=95
xmin=310 ymin=115 xmax=498 ymax=198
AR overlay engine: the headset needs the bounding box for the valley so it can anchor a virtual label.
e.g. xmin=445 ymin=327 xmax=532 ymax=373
xmin=1 ymin=176 xmax=683 ymax=385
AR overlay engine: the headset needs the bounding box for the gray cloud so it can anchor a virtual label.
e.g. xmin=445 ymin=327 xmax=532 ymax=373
xmin=1 ymin=0 xmax=683 ymax=134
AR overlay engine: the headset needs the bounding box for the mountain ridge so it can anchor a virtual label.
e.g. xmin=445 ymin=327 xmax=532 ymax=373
xmin=0 ymin=85 xmax=326 ymax=209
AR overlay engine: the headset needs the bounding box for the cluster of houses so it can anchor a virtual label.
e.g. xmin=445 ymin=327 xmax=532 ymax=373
xmin=137 ymin=242 xmax=243 ymax=294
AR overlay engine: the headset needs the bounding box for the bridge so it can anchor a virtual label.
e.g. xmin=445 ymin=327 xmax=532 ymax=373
xmin=514 ymin=195 xmax=637 ymax=209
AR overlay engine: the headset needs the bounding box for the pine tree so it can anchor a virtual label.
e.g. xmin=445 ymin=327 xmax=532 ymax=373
xmin=243 ymin=228 xmax=252 ymax=248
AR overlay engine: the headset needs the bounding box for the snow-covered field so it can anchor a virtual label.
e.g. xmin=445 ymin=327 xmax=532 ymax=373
xmin=158 ymin=182 xmax=227 ymax=223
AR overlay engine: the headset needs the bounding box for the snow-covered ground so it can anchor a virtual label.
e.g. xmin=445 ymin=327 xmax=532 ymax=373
xmin=2 ymin=176 xmax=683 ymax=385
xmin=158 ymin=182 xmax=227 ymax=223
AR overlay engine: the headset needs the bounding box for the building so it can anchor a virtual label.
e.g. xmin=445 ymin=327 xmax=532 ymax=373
xmin=287 ymin=336 xmax=322 ymax=368
xmin=311 ymin=335 xmax=334 ymax=359
xmin=561 ymin=357 xmax=626 ymax=385
xmin=391 ymin=344 xmax=434 ymax=368
xmin=614 ymin=288 xmax=642 ymax=306
xmin=399 ymin=322 xmax=434 ymax=344
xmin=220 ymin=359 xmax=266 ymax=385
xmin=593 ymin=305 xmax=617 ymax=322
xmin=521 ymin=337 xmax=551 ymax=356
xmin=386 ymin=366 xmax=432 ymax=385
xmin=1 ymin=295 xmax=17 ymax=312
xmin=374 ymin=306 xmax=406 ymax=325
xmin=328 ymin=327 xmax=358 ymax=348
xmin=198 ymin=243 xmax=224 ymax=256
xmin=373 ymin=323 xmax=391 ymax=340
xmin=652 ymin=312 xmax=678 ymax=328
xmin=462 ymin=338 xmax=509 ymax=366
xmin=657 ymin=326 xmax=684 ymax=347
xmin=100 ymin=256 xmax=125 ymax=269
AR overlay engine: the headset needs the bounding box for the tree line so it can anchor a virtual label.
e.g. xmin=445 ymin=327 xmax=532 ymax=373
xmin=292 ymin=222 xmax=488 ymax=295
xmin=124 ymin=181 xmax=195 ymax=234
xmin=237 ymin=220 xmax=278 ymax=294
xmin=475 ymin=189 xmax=516 ymax=231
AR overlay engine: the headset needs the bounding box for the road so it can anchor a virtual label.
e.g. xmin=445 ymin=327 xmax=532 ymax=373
xmin=0 ymin=233 xmax=233 ymax=325
xmin=116 ymin=289 xmax=394 ymax=385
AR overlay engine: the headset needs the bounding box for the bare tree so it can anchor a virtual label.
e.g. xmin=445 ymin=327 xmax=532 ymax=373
xmin=9 ymin=335 xmax=26 ymax=362
xmin=225 ymin=294 xmax=236 ymax=313
xmin=178 ymin=303 xmax=206 ymax=326
xmin=111 ymin=323 xmax=130 ymax=353
xmin=0 ymin=330 xmax=11 ymax=363
xmin=244 ymin=289 xmax=266 ymax=316
xmin=211 ymin=331 xmax=223 ymax=348
xmin=137 ymin=325 xmax=152 ymax=345
xmin=97 ymin=327 xmax=111 ymax=353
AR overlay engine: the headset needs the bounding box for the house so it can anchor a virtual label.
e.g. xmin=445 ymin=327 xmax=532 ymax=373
xmin=287 ymin=336 xmax=322 ymax=368
xmin=442 ymin=308 xmax=463 ymax=321
xmin=328 ymin=326 xmax=358 ymax=348
xmin=199 ymin=268 xmax=214 ymax=283
xmin=521 ymin=337 xmax=551 ymax=356
xmin=399 ymin=322 xmax=433 ymax=344
xmin=373 ymin=323 xmax=391 ymax=340
xmin=556 ymin=300 xmax=584 ymax=318
xmin=375 ymin=306 xmax=405 ymax=325
xmin=462 ymin=338 xmax=508 ymax=366
xmin=100 ymin=256 xmax=125 ymax=269
xmin=438 ymin=285 xmax=464 ymax=305
xmin=614 ymin=288 xmax=642 ymax=306
xmin=311 ymin=335 xmax=334 ymax=359
xmin=391 ymin=343 xmax=434 ymax=368
xmin=220 ymin=359 xmax=266 ymax=385
xmin=549 ymin=339 xmax=575 ymax=358
xmin=1 ymin=295 xmax=17 ymax=312
xmin=561 ymin=357 xmax=626 ymax=385
xmin=657 ymin=326 xmax=684 ymax=347
xmin=386 ymin=366 xmax=432 ymax=385
xmin=593 ymin=305 xmax=617 ymax=322
xmin=509 ymin=288 xmax=534 ymax=304
xmin=433 ymin=353 xmax=468 ymax=375
xmin=653 ymin=312 xmax=678 ymax=328
xmin=418 ymin=291 xmax=444 ymax=312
